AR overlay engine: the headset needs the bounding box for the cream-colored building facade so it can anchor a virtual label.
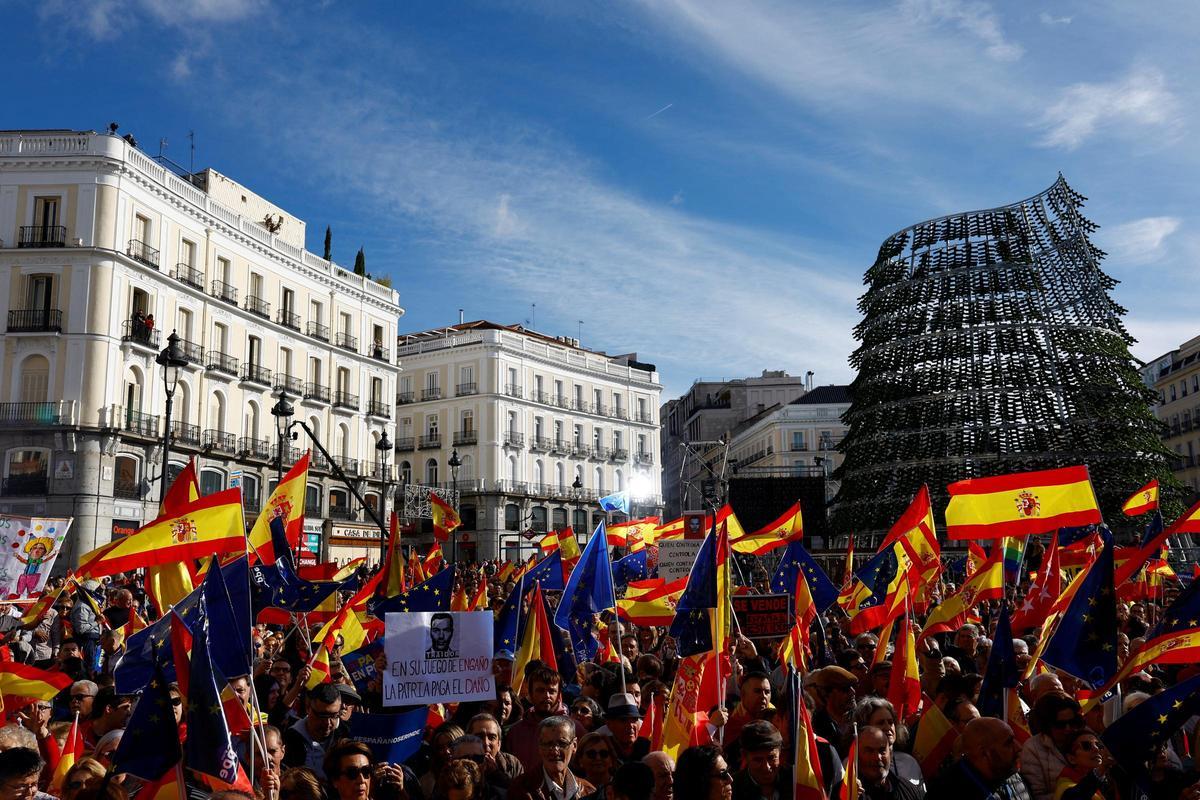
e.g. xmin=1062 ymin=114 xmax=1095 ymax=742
xmin=0 ymin=130 xmax=402 ymax=565
xmin=1142 ymin=335 xmax=1200 ymax=498
xmin=725 ymin=385 xmax=851 ymax=479
xmin=394 ymin=321 xmax=662 ymax=561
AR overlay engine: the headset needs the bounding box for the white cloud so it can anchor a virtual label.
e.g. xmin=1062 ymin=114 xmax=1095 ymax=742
xmin=38 ymin=0 xmax=265 ymax=39
xmin=1038 ymin=67 xmax=1179 ymax=150
xmin=669 ymin=190 xmax=685 ymax=206
xmin=171 ymin=52 xmax=193 ymax=80
xmin=1039 ymin=11 xmax=1071 ymax=25
xmin=903 ymin=0 xmax=1023 ymax=61
xmin=1102 ymin=216 xmax=1181 ymax=264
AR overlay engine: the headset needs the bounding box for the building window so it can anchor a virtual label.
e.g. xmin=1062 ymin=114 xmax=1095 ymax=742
xmin=330 ymin=489 xmax=349 ymax=514
xmin=552 ymin=508 xmax=567 ymax=531
xmin=216 ymin=256 xmax=231 ymax=283
xmin=461 ymin=505 xmax=477 ymax=531
xmin=243 ymin=474 xmax=260 ymax=510
xmin=573 ymin=425 xmax=583 ymax=447
xmin=792 ymin=431 xmax=806 ymax=451
xmin=427 ymin=414 xmax=439 ymax=437
xmin=306 ymin=484 xmax=321 ymax=514
xmin=5 ymin=450 xmax=49 ymax=493
xmin=19 ymin=355 xmax=50 ymax=403
xmin=637 ymin=434 xmax=646 ymax=455
xmin=573 ymin=509 xmax=587 ymax=530
xmin=399 ymin=461 xmax=412 ymax=484
xmin=200 ymin=468 xmax=225 ymax=496
xmin=505 ymin=504 xmax=520 ymax=531
xmin=114 ymin=455 xmax=139 ymax=498
xmin=426 ymin=459 xmax=439 ymax=485
xmin=531 ymin=506 xmax=547 ymax=533
xmin=461 ymin=410 xmax=474 ymax=433
xmin=1171 ymin=385 xmax=1177 ymax=401
xmin=593 ymin=428 xmax=602 ymax=448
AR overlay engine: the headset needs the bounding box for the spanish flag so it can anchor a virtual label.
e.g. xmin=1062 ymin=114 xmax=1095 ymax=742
xmin=945 ymin=465 xmax=1101 ymax=540
xmin=471 ymin=576 xmax=489 ymax=611
xmin=431 ymin=492 xmax=461 ymax=542
xmin=496 ymin=561 xmax=516 ymax=583
xmin=49 ymin=712 xmax=83 ymax=793
xmin=146 ymin=560 xmax=195 ymax=616
xmin=248 ymin=452 xmax=310 ymax=562
xmin=423 ymin=542 xmax=444 ymax=575
xmin=662 ymin=652 xmax=707 ymax=759
xmin=607 ymin=517 xmax=659 ymax=549
xmin=538 ymin=532 xmax=559 ymax=556
xmin=1167 ymin=498 xmax=1200 ymax=535
xmin=882 ymin=485 xmax=940 ymax=577
xmin=377 ymin=512 xmax=406 ymax=598
xmin=920 ymin=548 xmax=1003 ymax=640
xmin=1122 ymin=479 xmax=1159 ymax=516
xmin=618 ymin=578 xmax=686 ymax=626
xmin=20 ymin=584 xmax=64 ymax=627
xmin=912 ymin=701 xmax=957 ymax=777
xmin=732 ymin=501 xmax=803 ymax=555
xmin=653 ymin=516 xmax=686 ymax=543
xmin=792 ymin=669 xmax=826 ymax=800
xmin=511 ymin=585 xmax=556 ymax=696
xmin=451 ymin=584 xmax=469 ymax=611
xmin=79 ymin=489 xmax=246 ymax=576
xmin=887 ymin=616 xmax=921 ymax=721
xmin=0 ymin=662 xmax=73 ymax=703
xmin=557 ymin=527 xmax=581 ymax=575
xmin=160 ymin=457 xmax=200 ymax=514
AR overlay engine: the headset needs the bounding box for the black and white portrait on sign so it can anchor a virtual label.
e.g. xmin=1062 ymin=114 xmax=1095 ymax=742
xmin=426 ymin=612 xmax=458 ymax=659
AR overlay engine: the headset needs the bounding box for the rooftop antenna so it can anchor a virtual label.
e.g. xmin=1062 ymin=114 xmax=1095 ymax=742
xmin=577 ymin=319 xmax=583 ymax=341
xmin=531 ymin=303 xmax=536 ymax=329
xmin=188 ymin=130 xmax=195 ymax=174
xmin=158 ymin=138 xmax=168 ymax=157
xmin=458 ymin=308 xmax=464 ymax=325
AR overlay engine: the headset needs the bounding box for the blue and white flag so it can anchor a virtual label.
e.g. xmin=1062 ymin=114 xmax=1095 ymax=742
xmin=349 ymin=709 xmax=427 ymax=765
xmin=599 ymin=491 xmax=630 ymax=514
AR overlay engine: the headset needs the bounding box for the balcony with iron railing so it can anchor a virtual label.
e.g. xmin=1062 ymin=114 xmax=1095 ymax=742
xmin=370 ymin=344 xmax=391 ymax=362
xmin=394 ymin=436 xmax=416 ymax=452
xmin=242 ymin=363 xmax=272 ymax=386
xmin=121 ymin=319 xmax=160 ymax=348
xmin=119 ymin=408 xmax=159 ymax=438
xmin=244 ymin=295 xmax=270 ymax=318
xmin=493 ymin=479 xmax=530 ymax=495
xmin=203 ymin=429 xmax=237 ymax=454
xmin=504 ymin=431 xmax=525 ymax=448
xmin=613 ymin=408 xmax=629 ymax=421
xmin=305 ymin=502 xmax=323 ymax=517
xmin=367 ymin=399 xmax=391 ymax=418
xmin=328 ymin=506 xmax=357 ymax=521
xmin=239 ymin=436 xmax=271 ymax=460
xmin=176 ymin=337 xmax=204 ymax=366
xmin=0 ymin=402 xmax=74 ymax=427
xmin=592 ymin=446 xmax=612 ymax=460
xmin=453 ymin=430 xmax=478 ymax=446
xmin=421 ymin=387 xmax=442 ymax=402
xmin=397 ymin=391 xmax=415 ymax=405
xmin=170 ymin=420 xmax=201 ymax=447
xmin=530 ymin=436 xmax=552 ymax=452
xmin=419 ymin=433 xmax=442 ymax=449
xmin=7 ymin=309 xmax=62 ymax=333
xmin=550 ymin=439 xmax=571 ymax=455
xmin=368 ymin=462 xmax=394 ymax=481
xmin=304 ymin=382 xmax=331 ymax=404
xmin=128 ymin=239 xmax=159 ymax=268
xmin=210 ymin=279 xmax=239 ymax=305
xmin=611 ymin=448 xmax=628 ymax=462
xmin=504 ymin=383 xmax=523 ymax=398
xmin=553 ymin=395 xmax=571 ymax=409
xmin=277 ymin=309 xmax=301 ymax=330
xmin=572 ymin=443 xmax=591 ymax=458
xmin=1 ymin=474 xmax=48 ymax=497
xmin=635 ymin=452 xmax=654 ymax=465
xmin=333 ymin=390 xmax=359 ymax=410
xmin=533 ymin=390 xmax=551 ymax=404
xmin=334 ymin=456 xmax=360 ymax=476
xmin=335 ymin=331 xmax=358 ymax=351
xmin=456 ymin=383 xmax=477 ymax=396
xmin=311 ymin=451 xmax=332 ymax=472
xmin=113 ymin=476 xmax=141 ymax=500
xmin=18 ymin=225 xmax=67 ymax=248
xmin=275 ymin=444 xmax=302 ymax=466
xmin=171 ymin=263 xmax=205 ymax=290
xmin=275 ymin=374 xmax=303 ymax=395
xmin=206 ymin=351 xmax=239 ymax=377
xmin=243 ymin=496 xmax=262 ymax=515
xmin=636 ymin=412 xmax=654 ymax=424
xmin=306 ymin=321 xmax=329 ymax=341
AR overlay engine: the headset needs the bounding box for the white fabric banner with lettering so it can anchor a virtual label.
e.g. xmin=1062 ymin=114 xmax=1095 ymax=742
xmin=383 ymin=611 xmax=494 ymax=706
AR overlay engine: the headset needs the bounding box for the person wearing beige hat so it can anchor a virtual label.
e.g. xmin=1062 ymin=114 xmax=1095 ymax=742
xmin=806 ymin=666 xmax=858 ymax=754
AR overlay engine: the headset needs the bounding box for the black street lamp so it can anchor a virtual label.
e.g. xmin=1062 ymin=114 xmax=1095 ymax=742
xmin=376 ymin=431 xmax=392 ymax=563
xmin=448 ymin=448 xmax=461 ymax=562
xmin=571 ymin=475 xmax=583 ymax=529
xmin=270 ymin=390 xmax=295 ymax=486
xmin=156 ymin=330 xmax=189 ymax=504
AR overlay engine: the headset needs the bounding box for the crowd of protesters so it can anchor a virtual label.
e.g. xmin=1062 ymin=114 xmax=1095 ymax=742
xmin=0 ymin=550 xmax=1197 ymax=800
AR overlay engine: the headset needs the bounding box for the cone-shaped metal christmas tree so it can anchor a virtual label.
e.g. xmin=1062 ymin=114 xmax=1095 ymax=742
xmin=833 ymin=176 xmax=1178 ymax=544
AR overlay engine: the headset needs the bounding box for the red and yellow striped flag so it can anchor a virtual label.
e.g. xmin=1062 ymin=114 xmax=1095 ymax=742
xmin=1167 ymin=498 xmax=1200 ymax=535
xmin=49 ymin=712 xmax=84 ymax=793
xmin=618 ymin=578 xmax=686 ymax=626
xmin=378 ymin=511 xmax=406 ymax=598
xmin=732 ymin=501 xmax=803 ymax=555
xmin=20 ymin=584 xmax=64 ymax=627
xmin=249 ymin=452 xmax=310 ymax=562
xmin=920 ymin=549 xmax=1003 ymax=640
xmin=431 ymin=492 xmax=461 ymax=542
xmin=451 ymin=584 xmax=469 ymax=611
xmin=0 ymin=662 xmax=73 ymax=703
xmin=511 ymin=585 xmax=556 ymax=696
xmin=471 ymin=576 xmax=489 ymax=611
xmin=945 ymin=466 xmax=1101 ymax=540
xmin=1122 ymin=479 xmax=1159 ymax=516
xmin=794 ymin=684 xmax=826 ymax=800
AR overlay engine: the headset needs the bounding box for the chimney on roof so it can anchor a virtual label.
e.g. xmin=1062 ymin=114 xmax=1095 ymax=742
xmin=806 ymin=371 xmax=814 ymax=392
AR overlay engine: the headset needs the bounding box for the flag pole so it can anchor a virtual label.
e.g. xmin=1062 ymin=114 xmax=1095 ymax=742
xmin=605 ymin=509 xmax=628 ymax=695
xmin=242 ymin=515 xmax=257 ymax=788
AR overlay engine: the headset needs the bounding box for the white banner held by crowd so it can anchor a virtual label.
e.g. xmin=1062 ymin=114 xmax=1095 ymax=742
xmin=0 ymin=516 xmax=72 ymax=599
xmin=382 ymin=611 xmax=494 ymax=706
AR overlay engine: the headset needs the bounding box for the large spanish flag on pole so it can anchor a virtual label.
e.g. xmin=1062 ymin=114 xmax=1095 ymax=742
xmin=944 ymin=465 xmax=1101 ymax=540
xmin=732 ymin=501 xmax=803 ymax=555
xmin=1166 ymin=498 xmax=1200 ymax=535
xmin=79 ymin=489 xmax=246 ymax=576
xmin=431 ymin=492 xmax=461 ymax=542
xmin=248 ymin=452 xmax=311 ymax=562
xmin=1121 ymin=479 xmax=1159 ymax=517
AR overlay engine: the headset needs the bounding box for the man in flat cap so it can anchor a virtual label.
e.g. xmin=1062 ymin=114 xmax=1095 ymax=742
xmin=806 ymin=666 xmax=858 ymax=754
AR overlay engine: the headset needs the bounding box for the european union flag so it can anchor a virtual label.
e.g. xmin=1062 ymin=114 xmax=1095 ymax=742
xmin=493 ymin=572 xmax=526 ymax=658
xmin=846 ymin=545 xmax=902 ymax=624
xmin=252 ymin=518 xmax=346 ymax=616
xmin=613 ymin=550 xmax=651 ymax=588
xmin=977 ymin=600 xmax=1019 ymax=719
xmin=524 ymin=551 xmax=565 ymax=590
xmin=554 ymin=523 xmax=616 ymax=663
xmin=112 ymin=656 xmax=181 ymax=780
xmin=1058 ymin=523 xmax=1101 ymax=547
xmin=1102 ymin=671 xmax=1200 ymax=790
xmin=203 ymin=554 xmax=252 ymax=679
xmin=1139 ymin=511 xmax=1165 ymax=549
xmin=598 ymin=491 xmax=630 ymax=514
xmin=371 ymin=565 xmax=457 ymax=615
xmin=115 ymin=556 xmax=251 ymax=694
xmin=184 ymin=595 xmax=240 ymax=786
xmin=771 ymin=541 xmax=838 ymax=612
xmin=668 ymin=527 xmax=718 ymax=657
xmin=1043 ymin=530 xmax=1117 ymax=688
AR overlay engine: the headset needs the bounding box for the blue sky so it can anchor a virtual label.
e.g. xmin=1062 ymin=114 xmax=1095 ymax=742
xmin=6 ymin=1 xmax=1199 ymax=397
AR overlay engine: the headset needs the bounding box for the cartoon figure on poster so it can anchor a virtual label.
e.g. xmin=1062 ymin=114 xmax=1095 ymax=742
xmin=0 ymin=517 xmax=72 ymax=599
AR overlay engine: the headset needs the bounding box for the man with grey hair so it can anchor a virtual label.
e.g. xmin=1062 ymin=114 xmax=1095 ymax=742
xmin=946 ymin=623 xmax=980 ymax=674
xmin=642 ymin=752 xmax=673 ymax=800
xmin=508 ymin=716 xmax=595 ymax=800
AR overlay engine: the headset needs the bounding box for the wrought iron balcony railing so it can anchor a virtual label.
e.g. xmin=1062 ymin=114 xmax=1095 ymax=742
xmin=304 ymin=382 xmax=331 ymax=403
xmin=367 ymin=400 xmax=391 ymax=418
xmin=453 ymin=430 xmax=478 ymax=446
xmin=1 ymin=474 xmax=48 ymax=496
xmin=333 ymin=390 xmax=359 ymax=410
xmin=203 ymin=429 xmax=237 ymax=454
xmin=170 ymin=420 xmax=201 ymax=446
xmin=419 ymin=434 xmax=442 ymax=449
xmin=335 ymin=331 xmax=358 ymax=351
xmin=306 ymin=321 xmax=329 ymax=341
xmin=121 ymin=319 xmax=160 ymax=348
xmin=171 ymin=263 xmax=205 ymax=290
xmin=244 ymin=295 xmax=270 ymax=318
xmin=8 ymin=309 xmax=62 ymax=333
xmin=394 ymin=437 xmax=415 ymax=452
xmin=206 ymin=352 xmax=239 ymax=377
xmin=18 ymin=225 xmax=67 ymax=248
xmin=421 ymin=387 xmax=442 ymax=401
xmin=277 ymin=309 xmax=301 ymax=330
xmin=397 ymin=392 xmax=415 ymax=405
xmin=242 ymin=364 xmax=272 ymax=386
xmin=275 ymin=374 xmax=303 ymax=395
xmin=456 ymin=383 xmax=477 ymax=396
xmin=238 ymin=436 xmax=271 ymax=460
xmin=128 ymin=239 xmax=159 ymax=268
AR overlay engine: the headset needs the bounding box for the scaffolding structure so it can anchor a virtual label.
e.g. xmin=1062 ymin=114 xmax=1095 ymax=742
xmin=832 ymin=175 xmax=1178 ymax=544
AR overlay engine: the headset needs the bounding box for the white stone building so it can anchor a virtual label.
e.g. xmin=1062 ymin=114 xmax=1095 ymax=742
xmin=0 ymin=129 xmax=403 ymax=566
xmin=393 ymin=321 xmax=662 ymax=561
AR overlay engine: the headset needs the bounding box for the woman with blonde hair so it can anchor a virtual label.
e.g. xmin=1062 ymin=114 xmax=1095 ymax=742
xmin=61 ymin=757 xmax=106 ymax=800
xmin=570 ymin=731 xmax=620 ymax=791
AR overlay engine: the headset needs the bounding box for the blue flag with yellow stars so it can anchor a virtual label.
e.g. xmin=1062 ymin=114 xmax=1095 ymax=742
xmin=668 ymin=527 xmax=718 ymax=657
xmin=554 ymin=522 xmax=616 ymax=663
xmin=184 ymin=594 xmax=240 ymax=786
xmin=613 ymin=550 xmax=652 ymax=588
xmin=112 ymin=655 xmax=181 ymax=781
xmin=115 ymin=556 xmax=251 ymax=694
xmin=770 ymin=540 xmax=838 ymax=612
xmin=493 ymin=572 xmax=526 ymax=659
xmin=1102 ymin=671 xmax=1200 ymax=791
xmin=1043 ymin=530 xmax=1117 ymax=688
xmin=370 ymin=564 xmax=457 ymax=615
xmin=524 ymin=550 xmax=565 ymax=591
xmin=977 ymin=600 xmax=1020 ymax=719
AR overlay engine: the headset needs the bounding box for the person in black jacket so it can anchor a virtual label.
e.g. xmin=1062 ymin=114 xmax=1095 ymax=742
xmin=926 ymin=718 xmax=1031 ymax=800
xmin=857 ymin=726 xmax=924 ymax=800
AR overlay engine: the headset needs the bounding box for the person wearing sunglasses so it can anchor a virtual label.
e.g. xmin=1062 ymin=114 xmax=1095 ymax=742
xmin=324 ymin=740 xmax=406 ymax=800
xmin=1021 ymin=692 xmax=1085 ymax=800
xmin=568 ymin=698 xmax=602 ymax=734
xmin=673 ymin=745 xmax=733 ymax=800
xmin=508 ymin=716 xmax=594 ymax=800
xmin=570 ymin=732 xmax=619 ymax=792
xmin=1052 ymin=730 xmax=1114 ymax=800
xmin=59 ymin=757 xmax=105 ymax=800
